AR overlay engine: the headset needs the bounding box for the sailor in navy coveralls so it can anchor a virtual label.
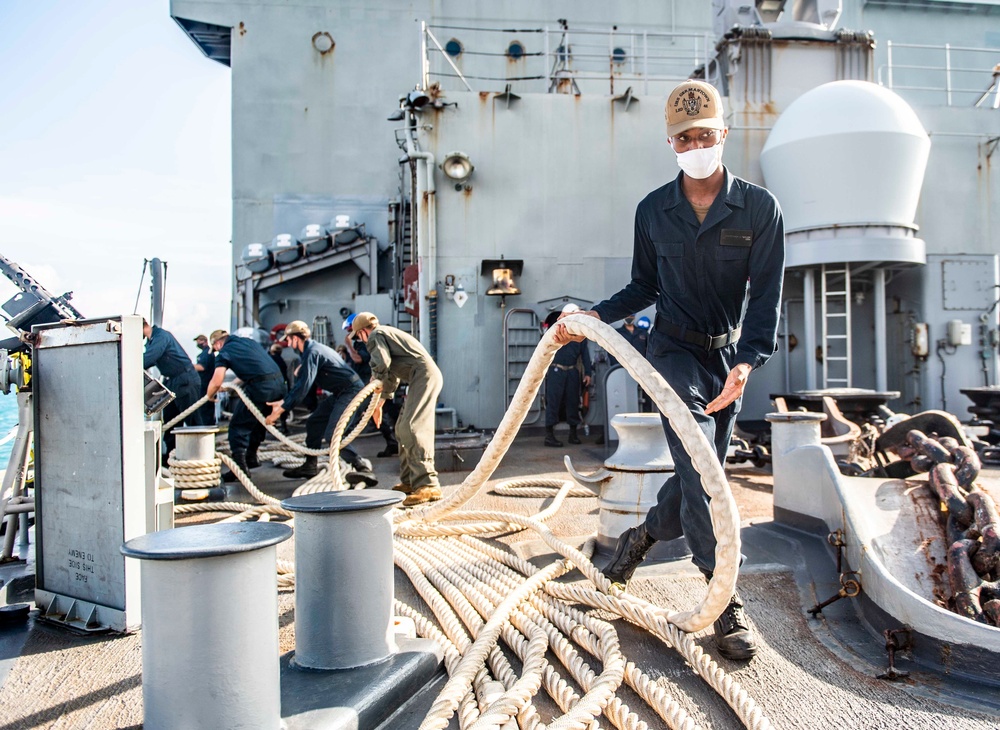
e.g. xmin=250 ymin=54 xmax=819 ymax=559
xmin=555 ymin=80 xmax=785 ymax=661
xmin=142 ymin=321 xmax=204 ymax=461
xmin=264 ymin=320 xmax=376 ymax=485
xmin=205 ymin=329 xmax=287 ymax=482
xmin=544 ymin=303 xmax=593 ymax=447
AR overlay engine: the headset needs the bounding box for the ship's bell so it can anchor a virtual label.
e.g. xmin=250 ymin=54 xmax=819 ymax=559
xmin=486 ymin=267 xmax=520 ymax=296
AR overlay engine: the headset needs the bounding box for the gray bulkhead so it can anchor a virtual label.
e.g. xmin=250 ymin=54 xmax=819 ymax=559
xmin=171 ymin=0 xmax=1000 ymax=428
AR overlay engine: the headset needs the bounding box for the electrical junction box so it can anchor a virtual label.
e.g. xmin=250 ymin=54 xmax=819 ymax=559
xmin=32 ymin=315 xmax=157 ymax=633
xmin=947 ymin=319 xmax=973 ymax=347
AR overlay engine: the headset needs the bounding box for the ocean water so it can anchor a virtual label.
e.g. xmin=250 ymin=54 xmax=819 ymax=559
xmin=0 ymin=393 xmax=20 ymax=470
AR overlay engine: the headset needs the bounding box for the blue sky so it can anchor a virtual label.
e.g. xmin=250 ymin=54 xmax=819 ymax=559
xmin=0 ymin=0 xmax=232 ymax=355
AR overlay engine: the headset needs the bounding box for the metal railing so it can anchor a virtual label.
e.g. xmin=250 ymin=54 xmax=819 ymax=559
xmin=879 ymin=41 xmax=1000 ymax=107
xmin=421 ymin=22 xmax=719 ymax=97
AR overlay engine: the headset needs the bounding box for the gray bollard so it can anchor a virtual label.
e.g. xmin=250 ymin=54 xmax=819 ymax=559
xmin=766 ymin=411 xmax=828 ymax=523
xmin=567 ymin=413 xmax=689 ymax=561
xmin=122 ymin=522 xmax=292 ymax=730
xmin=281 ymin=490 xmax=403 ymax=670
xmin=173 ymin=425 xmax=219 ymax=462
xmin=172 ymin=426 xmax=225 ymax=503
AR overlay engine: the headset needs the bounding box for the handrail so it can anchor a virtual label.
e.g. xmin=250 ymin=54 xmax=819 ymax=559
xmin=421 ymin=22 xmax=716 ymax=95
xmin=881 ymin=39 xmax=1000 ymax=107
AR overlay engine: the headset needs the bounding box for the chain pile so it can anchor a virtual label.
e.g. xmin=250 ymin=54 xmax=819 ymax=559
xmin=885 ymin=429 xmax=1000 ymax=625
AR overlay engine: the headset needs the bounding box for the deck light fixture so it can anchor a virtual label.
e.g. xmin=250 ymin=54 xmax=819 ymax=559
xmin=441 ymin=152 xmax=474 ymax=185
xmin=406 ymin=90 xmax=431 ymax=109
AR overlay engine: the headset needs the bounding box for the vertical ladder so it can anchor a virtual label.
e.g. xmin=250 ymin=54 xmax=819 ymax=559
xmin=394 ymin=200 xmax=415 ymax=334
xmin=821 ymin=264 xmax=852 ymax=388
xmin=311 ymin=315 xmax=331 ymax=347
xmin=503 ymin=308 xmax=543 ymax=425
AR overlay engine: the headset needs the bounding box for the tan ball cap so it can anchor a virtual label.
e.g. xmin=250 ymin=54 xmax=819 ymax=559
xmin=284 ymin=320 xmax=311 ymax=338
xmin=209 ymin=329 xmax=228 ymax=345
xmin=351 ymin=312 xmax=380 ymax=334
xmin=665 ymin=80 xmax=726 ymax=137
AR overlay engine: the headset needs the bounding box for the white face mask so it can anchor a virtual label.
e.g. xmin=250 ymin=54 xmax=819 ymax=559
xmin=675 ymin=142 xmax=724 ymax=180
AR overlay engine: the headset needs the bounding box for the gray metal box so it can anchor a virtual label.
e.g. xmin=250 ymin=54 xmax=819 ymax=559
xmin=33 ymin=316 xmax=150 ymax=632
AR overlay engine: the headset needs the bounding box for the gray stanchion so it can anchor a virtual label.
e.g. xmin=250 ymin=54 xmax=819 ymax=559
xmin=122 ymin=522 xmax=292 ymax=730
xmin=173 ymin=425 xmax=219 ymax=461
xmin=281 ymin=490 xmax=404 ymax=670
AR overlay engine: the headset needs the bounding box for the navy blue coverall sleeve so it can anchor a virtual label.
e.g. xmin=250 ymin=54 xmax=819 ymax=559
xmin=282 ymin=348 xmax=317 ymax=411
xmin=142 ymin=332 xmax=169 ymax=370
xmin=735 ymin=195 xmax=785 ymax=370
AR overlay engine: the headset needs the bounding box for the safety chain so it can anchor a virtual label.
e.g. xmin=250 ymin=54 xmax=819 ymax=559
xmin=885 ymin=429 xmax=1000 ymax=625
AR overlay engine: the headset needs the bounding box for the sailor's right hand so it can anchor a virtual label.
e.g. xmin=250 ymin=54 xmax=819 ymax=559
xmin=553 ymin=310 xmax=600 ymax=344
xmin=372 ymin=399 xmax=384 ymax=429
xmin=265 ymin=401 xmax=284 ymax=425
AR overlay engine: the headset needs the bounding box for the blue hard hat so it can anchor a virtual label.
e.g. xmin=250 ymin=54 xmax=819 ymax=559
xmin=636 ymin=316 xmax=651 ymax=329
xmin=342 ymin=313 xmax=356 ymax=331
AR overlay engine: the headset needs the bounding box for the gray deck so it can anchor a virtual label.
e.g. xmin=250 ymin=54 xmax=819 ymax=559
xmin=2 ymin=427 xmax=999 ymax=729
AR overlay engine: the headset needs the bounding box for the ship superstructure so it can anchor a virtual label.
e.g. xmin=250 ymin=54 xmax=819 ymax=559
xmin=170 ymin=0 xmax=1000 ymax=431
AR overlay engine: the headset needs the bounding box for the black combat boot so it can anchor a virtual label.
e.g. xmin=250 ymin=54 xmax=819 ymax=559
xmin=602 ymin=523 xmax=656 ymax=585
xmin=223 ymin=450 xmax=250 ymax=483
xmin=377 ymin=439 xmax=399 ymax=458
xmin=282 ymin=455 xmax=319 ymax=479
xmin=712 ymin=591 xmax=758 ymax=661
xmin=345 ymin=457 xmax=378 ymax=487
xmin=568 ymin=425 xmax=582 ymax=445
xmin=544 ymin=427 xmax=563 ymax=448
xmin=245 ymin=447 xmax=261 ymax=469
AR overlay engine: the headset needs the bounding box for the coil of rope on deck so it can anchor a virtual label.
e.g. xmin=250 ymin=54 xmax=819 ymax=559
xmin=157 ymin=314 xmax=772 ymax=730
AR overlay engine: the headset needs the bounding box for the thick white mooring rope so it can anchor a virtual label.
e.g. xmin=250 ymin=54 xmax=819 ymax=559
xmin=163 ymin=315 xmax=770 ymax=729
xmin=401 ymin=315 xmax=740 ymax=633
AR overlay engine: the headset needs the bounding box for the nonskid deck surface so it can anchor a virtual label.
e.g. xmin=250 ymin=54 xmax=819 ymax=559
xmin=2 ymin=430 xmax=999 ymax=729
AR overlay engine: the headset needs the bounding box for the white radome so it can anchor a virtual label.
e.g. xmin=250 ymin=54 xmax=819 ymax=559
xmin=760 ymin=80 xmax=930 ymax=234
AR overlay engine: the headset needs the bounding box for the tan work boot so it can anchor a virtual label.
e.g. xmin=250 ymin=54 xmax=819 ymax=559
xmin=392 ymin=483 xmax=415 ymax=494
xmin=403 ymin=485 xmax=443 ymax=506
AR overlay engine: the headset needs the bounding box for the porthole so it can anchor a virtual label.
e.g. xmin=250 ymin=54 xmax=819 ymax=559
xmin=507 ymin=40 xmax=525 ymax=60
xmin=445 ymin=38 xmax=463 ymax=57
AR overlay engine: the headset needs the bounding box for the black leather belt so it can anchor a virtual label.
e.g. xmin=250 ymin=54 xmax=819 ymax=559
xmin=245 ymin=371 xmax=283 ymax=384
xmin=654 ymin=314 xmax=741 ymax=351
xmin=551 ymin=363 xmax=575 ymax=371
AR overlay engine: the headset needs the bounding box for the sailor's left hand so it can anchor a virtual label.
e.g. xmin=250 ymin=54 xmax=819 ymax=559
xmin=705 ymin=362 xmax=752 ymax=415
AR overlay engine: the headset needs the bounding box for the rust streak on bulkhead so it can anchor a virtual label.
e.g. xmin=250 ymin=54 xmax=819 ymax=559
xmin=979 ymin=138 xmax=995 ymax=246
xmin=734 ymin=105 xmax=778 ymax=182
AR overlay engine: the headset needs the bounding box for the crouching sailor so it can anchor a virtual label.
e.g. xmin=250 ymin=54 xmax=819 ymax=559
xmin=265 ymin=320 xmax=377 ymax=486
xmin=206 ymin=329 xmax=287 ymax=482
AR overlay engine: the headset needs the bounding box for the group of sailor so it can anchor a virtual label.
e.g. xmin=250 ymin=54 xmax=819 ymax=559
xmin=143 ymin=312 xmax=444 ymax=507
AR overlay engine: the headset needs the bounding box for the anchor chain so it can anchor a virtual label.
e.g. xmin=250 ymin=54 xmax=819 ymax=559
xmin=885 ymin=429 xmax=1000 ymax=626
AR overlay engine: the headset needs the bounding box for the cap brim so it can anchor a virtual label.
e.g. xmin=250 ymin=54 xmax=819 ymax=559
xmin=667 ymin=117 xmax=725 ymax=138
